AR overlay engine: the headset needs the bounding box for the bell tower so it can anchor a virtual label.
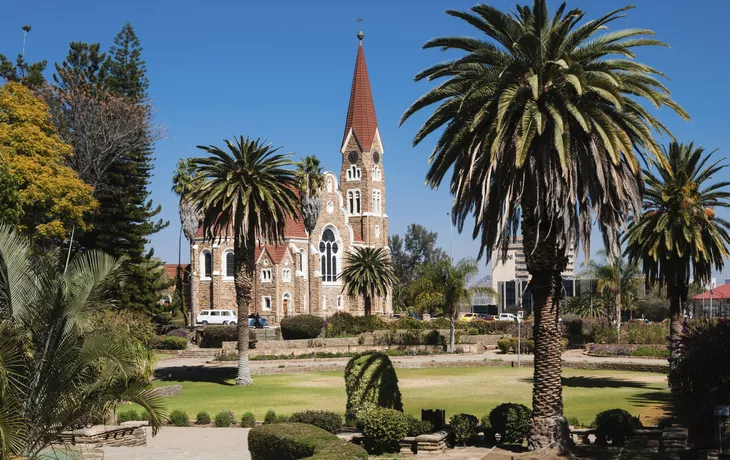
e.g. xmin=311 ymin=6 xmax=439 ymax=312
xmin=339 ymin=31 xmax=387 ymax=248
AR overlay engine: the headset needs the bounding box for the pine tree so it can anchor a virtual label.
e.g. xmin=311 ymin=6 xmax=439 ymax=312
xmin=74 ymin=24 xmax=170 ymax=318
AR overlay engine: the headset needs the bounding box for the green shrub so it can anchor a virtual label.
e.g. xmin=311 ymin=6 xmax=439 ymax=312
xmin=166 ymin=328 xmax=189 ymax=338
xmin=169 ymin=409 xmax=189 ymax=427
xmin=359 ymin=407 xmax=408 ymax=454
xmin=215 ymin=411 xmax=234 ymax=427
xmin=281 ymin=315 xmax=324 ymax=340
xmin=196 ymin=411 xmax=211 ymax=425
xmin=594 ymin=409 xmax=642 ymax=446
xmin=391 ymin=316 xmax=425 ymax=330
xmin=405 ymin=415 xmax=433 ymax=437
xmin=264 ymin=409 xmax=277 ymax=425
xmin=631 ymin=346 xmax=669 ymax=357
xmin=151 ymin=335 xmax=188 ymax=350
xmin=450 ymin=413 xmax=479 ymax=445
xmin=489 ymin=403 xmax=530 ymax=444
xmin=289 ymin=410 xmax=342 ymax=434
xmin=509 ymin=337 xmax=530 ymax=354
xmin=626 ymin=321 xmax=668 ymax=345
xmin=241 ymin=412 xmax=256 ymax=428
xmin=497 ymin=339 xmax=511 ymax=354
xmin=275 ymin=414 xmax=290 ymax=423
xmin=139 ymin=410 xmax=150 ymax=421
xmin=117 ymin=409 xmax=139 ymax=424
xmin=248 ymin=422 xmax=368 ymax=460
xmin=199 ymin=325 xmax=237 ymax=348
xmin=344 ymin=352 xmax=403 ymax=423
xmin=592 ymin=324 xmax=619 ymax=344
xmin=324 ymin=311 xmax=356 ymax=337
xmin=561 ymin=337 xmax=569 ymax=353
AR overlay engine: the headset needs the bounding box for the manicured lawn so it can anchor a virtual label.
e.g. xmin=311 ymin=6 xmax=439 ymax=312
xmin=130 ymin=367 xmax=669 ymax=426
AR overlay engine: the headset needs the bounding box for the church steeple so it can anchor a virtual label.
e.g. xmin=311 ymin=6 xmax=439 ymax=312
xmin=341 ymin=32 xmax=379 ymax=152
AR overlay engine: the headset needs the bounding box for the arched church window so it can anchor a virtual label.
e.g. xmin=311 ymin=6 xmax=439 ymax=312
xmin=319 ymin=228 xmax=339 ymax=282
xmin=372 ymin=166 xmax=381 ymax=181
xmin=346 ymin=165 xmax=361 ymax=181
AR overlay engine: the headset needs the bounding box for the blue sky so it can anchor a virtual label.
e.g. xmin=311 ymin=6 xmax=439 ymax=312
xmin=2 ymin=0 xmax=729 ymax=281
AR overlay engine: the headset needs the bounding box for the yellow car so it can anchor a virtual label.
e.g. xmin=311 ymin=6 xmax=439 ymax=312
xmin=459 ymin=313 xmax=480 ymax=322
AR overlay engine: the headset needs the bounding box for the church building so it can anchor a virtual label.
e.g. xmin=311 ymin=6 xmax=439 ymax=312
xmin=188 ymin=32 xmax=391 ymax=322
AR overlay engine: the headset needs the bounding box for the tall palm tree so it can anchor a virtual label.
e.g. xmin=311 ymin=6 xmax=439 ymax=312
xmin=625 ymin=142 xmax=730 ymax=364
xmin=0 ymin=223 xmax=166 ymax=458
xmin=411 ymin=258 xmax=497 ymax=352
xmin=339 ymin=247 xmax=397 ymax=317
xmin=400 ymin=1 xmax=687 ymax=450
xmin=172 ymin=158 xmax=200 ymax=325
xmin=295 ymin=156 xmax=325 ymax=314
xmin=581 ymin=251 xmax=642 ymax=338
xmin=188 ymin=137 xmax=298 ymax=386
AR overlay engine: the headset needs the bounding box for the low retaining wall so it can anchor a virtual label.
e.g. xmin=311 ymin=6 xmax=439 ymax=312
xmin=57 ymin=422 xmax=147 ymax=448
xmin=400 ymin=429 xmax=452 ymax=455
xmin=223 ymin=342 xmax=443 ymax=356
xmin=571 ymin=426 xmax=688 ymax=453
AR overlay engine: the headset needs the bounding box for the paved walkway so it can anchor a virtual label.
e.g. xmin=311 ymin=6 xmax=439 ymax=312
xmin=103 ymin=427 xmax=251 ymax=460
xmin=155 ymin=348 xmax=667 ymax=374
xmin=102 ymin=427 xmax=538 ymax=460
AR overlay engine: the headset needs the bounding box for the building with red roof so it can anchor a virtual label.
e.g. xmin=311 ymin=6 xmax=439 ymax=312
xmin=187 ymin=31 xmax=390 ymax=323
xmin=692 ymin=282 xmax=730 ymax=318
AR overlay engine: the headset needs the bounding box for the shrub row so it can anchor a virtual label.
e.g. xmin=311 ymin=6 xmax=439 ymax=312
xmin=150 ymin=335 xmax=188 ymax=350
xmin=564 ymin=318 xmax=669 ymax=345
xmin=496 ymin=338 xmax=568 ymax=354
xmin=248 ymin=423 xmax=368 ymax=460
xmin=117 ymin=409 xmax=150 ymax=424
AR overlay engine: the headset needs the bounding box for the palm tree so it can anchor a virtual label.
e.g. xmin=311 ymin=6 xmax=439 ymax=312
xmin=172 ymin=158 xmax=200 ymax=325
xmin=295 ymin=156 xmax=325 ymax=314
xmin=188 ymin=137 xmax=298 ymax=386
xmin=400 ymin=1 xmax=687 ymax=450
xmin=339 ymin=246 xmax=398 ymax=317
xmin=625 ymin=142 xmax=730 ymax=364
xmin=411 ymin=258 xmax=496 ymax=352
xmin=0 ymin=223 xmax=166 ymax=458
xmin=581 ymin=251 xmax=642 ymax=338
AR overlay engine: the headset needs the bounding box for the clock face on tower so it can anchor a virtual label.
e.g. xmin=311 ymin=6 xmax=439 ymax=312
xmin=372 ymin=151 xmax=380 ymax=164
xmin=348 ymin=151 xmax=359 ymax=164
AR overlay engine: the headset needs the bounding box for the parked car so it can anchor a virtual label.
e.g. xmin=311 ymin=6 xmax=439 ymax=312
xmin=408 ymin=313 xmax=423 ymax=321
xmin=459 ymin=313 xmax=480 ymax=322
xmin=196 ymin=309 xmax=237 ymax=326
xmin=247 ymin=316 xmax=269 ymax=328
xmin=478 ymin=314 xmax=495 ymax=321
xmin=497 ymin=313 xmax=516 ymax=322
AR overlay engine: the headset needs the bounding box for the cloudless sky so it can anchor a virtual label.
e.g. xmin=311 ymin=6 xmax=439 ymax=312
xmin=3 ymin=0 xmax=730 ymax=281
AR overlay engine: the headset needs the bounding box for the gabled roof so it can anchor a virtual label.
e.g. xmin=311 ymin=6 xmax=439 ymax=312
xmin=164 ymin=263 xmax=189 ymax=280
xmin=342 ymin=34 xmax=378 ymax=151
xmin=693 ymin=282 xmax=730 ymax=300
xmin=255 ymin=245 xmax=290 ymax=264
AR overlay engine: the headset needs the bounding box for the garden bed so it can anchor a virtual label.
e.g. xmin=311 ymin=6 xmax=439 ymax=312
xmin=586 ymin=343 xmax=669 ymax=358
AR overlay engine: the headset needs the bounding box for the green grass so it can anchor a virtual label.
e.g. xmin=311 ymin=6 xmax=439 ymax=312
xmin=135 ymin=367 xmax=669 ymax=425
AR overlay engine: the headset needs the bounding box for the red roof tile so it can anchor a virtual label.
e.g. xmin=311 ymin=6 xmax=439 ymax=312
xmin=693 ymin=282 xmax=730 ymax=300
xmin=255 ymin=244 xmax=289 ymax=264
xmin=164 ymin=263 xmax=189 ymax=280
xmin=194 ymin=212 xmax=306 ymax=240
xmin=342 ymin=36 xmax=378 ymax=151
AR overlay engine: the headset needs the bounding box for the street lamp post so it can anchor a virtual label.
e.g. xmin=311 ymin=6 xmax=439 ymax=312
xmin=516 ymin=316 xmax=521 ymax=367
xmin=446 ymin=212 xmax=453 ymax=261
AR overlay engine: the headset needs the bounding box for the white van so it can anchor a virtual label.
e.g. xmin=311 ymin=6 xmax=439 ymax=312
xmin=497 ymin=313 xmax=516 ymax=322
xmin=196 ymin=309 xmax=237 ymax=326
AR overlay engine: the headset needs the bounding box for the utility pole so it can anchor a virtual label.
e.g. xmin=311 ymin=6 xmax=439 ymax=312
xmin=447 ymin=212 xmax=453 ymax=261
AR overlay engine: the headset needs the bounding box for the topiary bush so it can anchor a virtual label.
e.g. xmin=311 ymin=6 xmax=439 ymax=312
xmin=169 ymin=409 xmax=189 ymax=427
xmin=248 ymin=422 xmax=368 ymax=460
xmin=264 ymin=409 xmax=277 ymax=425
xmin=405 ymin=415 xmax=433 ymax=437
xmin=280 ymin=315 xmax=324 ymax=340
xmin=344 ymin=352 xmax=403 ymax=424
xmin=196 ymin=411 xmax=211 ymax=425
xmin=240 ymin=412 xmax=257 ymax=428
xmin=359 ymin=407 xmax=408 ymax=454
xmin=215 ymin=411 xmax=234 ymax=427
xmin=289 ymin=410 xmax=342 ymax=434
xmin=450 ymin=413 xmax=479 ymax=445
xmin=497 ymin=338 xmax=511 ymax=354
xmin=489 ymin=403 xmax=531 ymax=444
xmin=594 ymin=409 xmax=642 ymax=446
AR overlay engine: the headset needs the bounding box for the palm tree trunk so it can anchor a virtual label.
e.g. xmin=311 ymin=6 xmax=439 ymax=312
xmin=522 ymin=209 xmax=569 ymax=453
xmin=234 ymin=232 xmax=255 ymax=386
xmin=667 ymin=282 xmax=684 ymax=369
xmin=189 ymin=240 xmax=195 ymax=327
xmin=449 ymin=307 xmax=455 ymax=353
xmin=307 ymin=234 xmax=312 ymax=314
xmin=615 ymin=291 xmax=621 ymax=343
xmin=364 ymin=295 xmax=372 ymax=316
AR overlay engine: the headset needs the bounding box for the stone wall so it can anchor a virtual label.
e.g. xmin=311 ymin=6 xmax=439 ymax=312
xmin=153 ymin=384 xmax=183 ymax=397
xmin=57 ymin=422 xmax=146 ymax=448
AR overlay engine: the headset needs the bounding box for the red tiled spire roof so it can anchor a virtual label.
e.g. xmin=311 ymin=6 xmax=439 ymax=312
xmin=342 ymin=33 xmax=378 ymax=151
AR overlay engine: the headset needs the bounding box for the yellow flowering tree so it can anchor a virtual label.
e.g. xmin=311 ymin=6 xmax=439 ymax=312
xmin=0 ymin=82 xmax=96 ymax=240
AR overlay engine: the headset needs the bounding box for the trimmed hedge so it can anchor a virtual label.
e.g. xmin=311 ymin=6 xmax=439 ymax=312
xmin=281 ymin=315 xmax=324 ymax=340
xmin=169 ymin=409 xmax=189 ymax=427
xmin=359 ymin=407 xmax=408 ymax=454
xmin=117 ymin=409 xmax=149 ymax=424
xmin=406 ymin=415 xmax=433 ymax=437
xmin=151 ymin=335 xmax=188 ymax=350
xmin=264 ymin=409 xmax=277 ymax=424
xmin=450 ymin=413 xmax=479 ymax=446
xmin=595 ymin=409 xmax=642 ymax=446
xmin=199 ymin=325 xmax=237 ymax=348
xmin=289 ymin=410 xmax=342 ymax=434
xmin=215 ymin=411 xmax=234 ymax=427
xmin=344 ymin=352 xmax=403 ymax=423
xmin=488 ymin=403 xmax=530 ymax=444
xmin=196 ymin=411 xmax=211 ymax=425
xmin=241 ymin=412 xmax=256 ymax=428
xmin=248 ymin=422 xmax=367 ymax=460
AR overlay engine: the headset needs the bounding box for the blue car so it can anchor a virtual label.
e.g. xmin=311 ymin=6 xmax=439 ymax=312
xmin=248 ymin=317 xmax=269 ymax=328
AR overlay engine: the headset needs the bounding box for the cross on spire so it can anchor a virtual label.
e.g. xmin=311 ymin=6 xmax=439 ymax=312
xmin=357 ymin=16 xmax=364 ymax=40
